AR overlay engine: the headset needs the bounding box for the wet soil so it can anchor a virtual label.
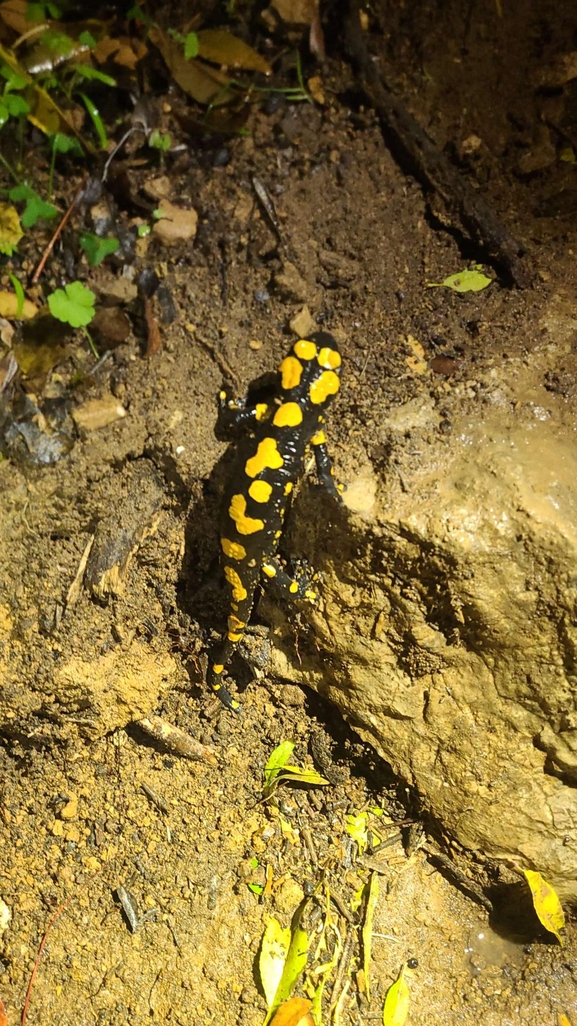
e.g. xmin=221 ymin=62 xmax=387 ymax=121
xmin=1 ymin=0 xmax=577 ymax=1022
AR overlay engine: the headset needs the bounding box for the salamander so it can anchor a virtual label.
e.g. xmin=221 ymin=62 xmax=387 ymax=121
xmin=207 ymin=331 xmax=343 ymax=711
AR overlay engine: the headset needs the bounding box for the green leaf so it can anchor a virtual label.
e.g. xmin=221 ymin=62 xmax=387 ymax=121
xmin=78 ymin=92 xmax=107 ymax=148
xmin=51 ymin=131 xmax=82 ymax=155
xmin=78 ymin=30 xmax=97 ymax=48
xmin=0 ymin=101 xmax=9 ymax=128
xmin=79 ymin=232 xmax=120 ymax=267
xmin=383 ymin=965 xmax=410 ymax=1026
xmin=148 ymin=129 xmax=171 ymax=151
xmin=523 ymin=870 xmax=565 ymax=945
xmin=260 ymin=903 xmax=310 ymax=1023
xmin=263 ymin=741 xmax=295 ymax=796
xmin=427 ymin=267 xmax=493 ymax=293
xmin=248 ymin=882 xmax=264 ymax=895
xmin=73 ymin=65 xmax=116 ymax=87
xmin=5 ymin=94 xmax=30 ymax=117
xmin=48 ymin=281 xmax=95 ymax=327
xmin=10 ymin=183 xmax=58 ymax=228
xmin=184 ymin=32 xmax=199 ymax=59
xmin=260 ymin=918 xmax=291 ymax=1009
xmin=8 ymin=274 xmax=25 ymax=318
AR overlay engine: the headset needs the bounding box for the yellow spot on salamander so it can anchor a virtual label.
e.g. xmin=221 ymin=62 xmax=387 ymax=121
xmin=305 ymin=589 xmax=317 ymax=601
xmin=245 ymin=438 xmax=284 ymax=478
xmin=274 ymin=530 xmax=282 ymax=539
xmin=229 ymin=494 xmax=265 ymax=534
xmin=294 ymin=339 xmax=317 ymax=361
xmin=262 ymin=563 xmax=277 ymax=578
xmin=255 ymin=403 xmax=269 ymax=421
xmin=289 ymin=581 xmax=299 ymax=593
xmin=284 ymin=481 xmax=293 ymax=495
xmin=318 ymin=347 xmax=341 ymax=370
xmin=310 ymin=370 xmax=340 ymax=405
xmin=311 ymin=429 xmax=326 ymax=445
xmin=212 ymin=663 xmax=225 ymax=674
xmin=221 ymin=537 xmax=247 ymax=560
xmin=248 ymin=480 xmax=273 ymax=503
xmin=280 ymin=355 xmax=303 ymax=390
xmin=228 ymin=615 xmax=246 ymax=633
xmin=227 ymin=632 xmax=243 ymax=642
xmin=273 ymin=401 xmax=303 ymax=428
xmin=224 ymin=566 xmax=248 ymax=602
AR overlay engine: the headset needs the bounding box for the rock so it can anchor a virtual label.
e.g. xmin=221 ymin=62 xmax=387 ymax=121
xmin=72 ymin=396 xmax=127 ymax=432
xmin=265 ymin=304 xmax=577 ymax=901
xmin=289 ymin=305 xmax=316 ymax=338
xmin=152 ymin=200 xmax=198 ymax=245
xmin=273 ymin=260 xmax=309 ymax=302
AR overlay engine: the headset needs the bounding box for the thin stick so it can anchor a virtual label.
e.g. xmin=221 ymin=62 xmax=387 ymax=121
xmin=31 ymin=176 xmax=87 ymax=285
xmin=21 ymin=893 xmax=75 ymax=1026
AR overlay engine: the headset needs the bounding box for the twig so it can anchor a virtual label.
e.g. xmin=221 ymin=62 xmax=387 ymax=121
xmin=21 ymin=894 xmax=75 ymax=1026
xmin=31 ymin=176 xmax=88 ymax=285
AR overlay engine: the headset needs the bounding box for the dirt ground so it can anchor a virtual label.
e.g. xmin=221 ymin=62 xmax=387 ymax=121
xmin=1 ymin=0 xmax=577 ymax=1023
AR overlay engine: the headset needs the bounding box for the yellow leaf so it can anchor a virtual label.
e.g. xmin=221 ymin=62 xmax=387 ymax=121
xmin=269 ymin=997 xmax=313 ymax=1026
xmin=0 ymin=203 xmax=23 ymax=256
xmin=260 ymin=918 xmax=291 ymax=1009
xmin=558 ymin=1014 xmax=573 ymax=1026
xmin=345 ymin=811 xmax=368 ymax=855
xmin=383 ymin=965 xmax=410 ymax=1026
xmin=0 ymin=290 xmax=37 ymax=319
xmin=362 ymin=873 xmax=379 ymax=1002
xmin=523 ymin=870 xmax=565 ymax=945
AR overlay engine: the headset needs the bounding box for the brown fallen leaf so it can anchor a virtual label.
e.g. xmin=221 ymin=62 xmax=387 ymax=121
xmin=196 ymin=28 xmax=271 ymax=74
xmin=149 ymin=26 xmax=233 ymax=106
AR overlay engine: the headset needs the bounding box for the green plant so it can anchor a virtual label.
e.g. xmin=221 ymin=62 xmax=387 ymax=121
xmin=8 ymin=183 xmax=57 ymax=228
xmin=79 ymin=232 xmax=120 ymax=267
xmin=48 ymin=280 xmax=98 ymax=357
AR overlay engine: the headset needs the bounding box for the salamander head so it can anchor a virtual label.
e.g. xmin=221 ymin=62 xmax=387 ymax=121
xmin=278 ymin=331 xmax=342 ymax=412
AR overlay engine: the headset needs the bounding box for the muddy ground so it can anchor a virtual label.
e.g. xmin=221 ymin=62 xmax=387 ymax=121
xmin=1 ymin=0 xmax=577 ymax=1023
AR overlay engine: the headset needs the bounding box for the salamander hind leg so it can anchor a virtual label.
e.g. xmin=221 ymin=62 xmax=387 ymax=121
xmin=261 ymin=556 xmax=321 ymax=604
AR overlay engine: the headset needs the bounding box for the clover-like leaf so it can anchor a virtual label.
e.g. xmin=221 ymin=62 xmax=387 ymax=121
xmin=48 ymin=281 xmax=95 ymax=327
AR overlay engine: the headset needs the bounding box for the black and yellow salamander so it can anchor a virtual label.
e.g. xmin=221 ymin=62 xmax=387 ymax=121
xmin=207 ymin=331 xmax=343 ymax=711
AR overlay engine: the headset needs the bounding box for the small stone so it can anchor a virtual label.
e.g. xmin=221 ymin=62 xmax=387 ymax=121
xmin=72 ymin=396 xmax=127 ymax=432
xmin=152 ymin=200 xmax=198 ymax=245
xmin=289 ymin=305 xmax=316 ymax=338
xmin=0 ymin=898 xmax=11 ymax=934
xmin=249 ymin=339 xmax=263 ymax=351
xmin=142 ymin=176 xmax=172 ymax=201
xmin=273 ymin=876 xmax=305 ymax=914
xmin=274 ymin=260 xmax=308 ymax=302
xmin=60 ymin=794 xmax=78 ymax=820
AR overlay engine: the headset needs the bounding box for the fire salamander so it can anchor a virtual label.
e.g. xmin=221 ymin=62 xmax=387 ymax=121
xmin=207 ymin=331 xmax=343 ymax=711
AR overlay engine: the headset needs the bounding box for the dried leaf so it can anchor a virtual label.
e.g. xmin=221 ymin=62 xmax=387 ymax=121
xmin=0 ymin=994 xmax=7 ymax=1026
xmin=362 ymin=873 xmax=379 ymax=1002
xmin=523 ymin=870 xmax=565 ymax=945
xmin=0 ymin=290 xmax=37 ymax=319
xmin=263 ymin=741 xmax=328 ymax=798
xmin=196 ymin=28 xmax=270 ymax=74
xmin=149 ymin=25 xmax=233 ymax=106
xmin=427 ymin=267 xmax=493 ymax=293
xmin=0 ymin=203 xmax=23 ymax=256
xmin=383 ymin=965 xmax=410 ymax=1026
xmin=0 ymin=0 xmax=44 ymax=34
xmin=269 ymin=997 xmax=313 ymax=1026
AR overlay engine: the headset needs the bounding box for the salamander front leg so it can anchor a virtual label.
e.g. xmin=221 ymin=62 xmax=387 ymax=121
xmin=311 ymin=430 xmax=345 ymax=503
xmin=261 ymin=557 xmax=320 ymax=603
